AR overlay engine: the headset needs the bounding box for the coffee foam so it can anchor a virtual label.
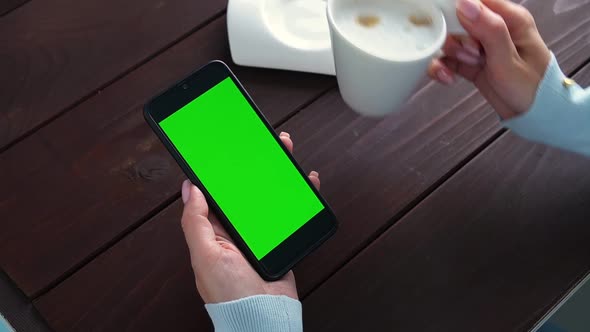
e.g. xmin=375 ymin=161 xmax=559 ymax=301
xmin=332 ymin=0 xmax=443 ymax=61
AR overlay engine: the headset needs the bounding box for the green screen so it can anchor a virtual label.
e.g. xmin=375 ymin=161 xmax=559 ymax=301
xmin=159 ymin=77 xmax=324 ymax=259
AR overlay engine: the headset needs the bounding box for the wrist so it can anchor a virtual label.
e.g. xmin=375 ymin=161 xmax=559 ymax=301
xmin=503 ymin=47 xmax=552 ymax=119
xmin=501 ymin=52 xmax=590 ymax=157
xmin=522 ymin=44 xmax=552 ymax=115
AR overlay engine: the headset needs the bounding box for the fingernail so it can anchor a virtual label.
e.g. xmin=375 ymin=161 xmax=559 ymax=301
xmin=310 ymin=171 xmax=319 ymax=177
xmin=462 ymin=40 xmax=480 ymax=56
xmin=437 ymin=69 xmax=454 ymax=85
xmin=457 ymin=0 xmax=481 ymax=22
xmin=279 ymin=132 xmax=290 ymax=138
xmin=182 ymin=180 xmax=191 ymax=204
xmin=456 ymin=50 xmax=481 ymax=65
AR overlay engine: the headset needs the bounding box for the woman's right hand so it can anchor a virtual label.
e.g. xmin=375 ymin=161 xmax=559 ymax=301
xmin=428 ymin=0 xmax=551 ymax=120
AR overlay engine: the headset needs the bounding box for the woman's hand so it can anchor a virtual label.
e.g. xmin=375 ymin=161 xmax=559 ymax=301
xmin=429 ymin=0 xmax=551 ymax=120
xmin=180 ymin=132 xmax=320 ymax=304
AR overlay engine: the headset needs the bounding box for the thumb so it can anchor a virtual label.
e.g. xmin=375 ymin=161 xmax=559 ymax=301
xmin=456 ymin=0 xmax=518 ymax=66
xmin=180 ymin=180 xmax=216 ymax=267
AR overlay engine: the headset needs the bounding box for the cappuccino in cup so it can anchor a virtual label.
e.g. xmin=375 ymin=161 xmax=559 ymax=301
xmin=327 ymin=0 xmax=460 ymax=116
xmin=333 ymin=1 xmax=442 ymax=61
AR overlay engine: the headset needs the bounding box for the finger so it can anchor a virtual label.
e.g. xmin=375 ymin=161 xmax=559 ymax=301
xmin=309 ymin=171 xmax=321 ymax=190
xmin=279 ymin=132 xmax=294 ymax=154
xmin=181 ymin=180 xmax=217 ymax=264
xmin=441 ymin=35 xmax=464 ymax=57
xmin=440 ymin=56 xmax=482 ymax=82
xmin=458 ymin=36 xmax=482 ymax=57
xmin=456 ymin=0 xmax=519 ymax=66
xmin=428 ymin=58 xmax=456 ymax=85
xmin=481 ymin=0 xmax=536 ymax=34
xmin=444 ymin=34 xmax=482 ymax=58
xmin=441 ymin=35 xmax=484 ymax=67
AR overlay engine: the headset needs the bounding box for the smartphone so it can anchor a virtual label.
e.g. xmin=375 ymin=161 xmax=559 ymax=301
xmin=144 ymin=61 xmax=338 ymax=280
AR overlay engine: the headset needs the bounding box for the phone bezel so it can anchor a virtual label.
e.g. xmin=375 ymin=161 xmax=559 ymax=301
xmin=143 ymin=60 xmax=338 ymax=280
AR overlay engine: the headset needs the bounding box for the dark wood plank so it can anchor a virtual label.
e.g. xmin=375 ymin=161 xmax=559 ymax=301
xmin=0 ymin=0 xmax=226 ymax=150
xmin=33 ymin=2 xmax=590 ymax=331
xmin=0 ymin=0 xmax=28 ymax=17
xmin=303 ymin=137 xmax=590 ymax=332
xmin=280 ymin=0 xmax=590 ymax=295
xmin=0 ymin=16 xmax=334 ymax=297
xmin=35 ymin=201 xmax=213 ymax=332
xmin=302 ymin=63 xmax=590 ymax=332
xmin=0 ymin=270 xmax=52 ymax=332
xmin=302 ymin=78 xmax=590 ymax=332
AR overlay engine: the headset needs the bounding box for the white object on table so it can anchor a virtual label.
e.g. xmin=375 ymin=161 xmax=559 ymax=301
xmin=432 ymin=0 xmax=468 ymax=34
xmin=327 ymin=0 xmax=449 ymax=117
xmin=226 ymin=0 xmax=466 ymax=76
xmin=227 ymin=0 xmax=336 ymax=76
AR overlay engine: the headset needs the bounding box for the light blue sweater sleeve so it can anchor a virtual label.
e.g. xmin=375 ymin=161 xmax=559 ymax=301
xmin=0 ymin=313 xmax=15 ymax=332
xmin=202 ymin=55 xmax=590 ymax=332
xmin=205 ymin=295 xmax=302 ymax=332
xmin=503 ymin=53 xmax=590 ymax=156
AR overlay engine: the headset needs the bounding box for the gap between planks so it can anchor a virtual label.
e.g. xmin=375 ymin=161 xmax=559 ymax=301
xmin=29 ymin=53 xmax=590 ymax=301
xmin=0 ymin=0 xmax=31 ymax=18
xmin=29 ymin=84 xmax=335 ymax=301
xmin=298 ymin=54 xmax=590 ymax=301
xmin=0 ymin=10 xmax=226 ymax=155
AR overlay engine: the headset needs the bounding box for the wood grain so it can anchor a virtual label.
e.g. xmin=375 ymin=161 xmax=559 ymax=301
xmin=33 ymin=2 xmax=590 ymax=330
xmin=285 ymin=0 xmax=590 ymax=295
xmin=305 ymin=135 xmax=590 ymax=332
xmin=35 ymin=201 xmax=213 ymax=332
xmin=303 ymin=63 xmax=590 ymax=330
xmin=0 ymin=269 xmax=52 ymax=332
xmin=0 ymin=17 xmax=334 ymax=297
xmin=0 ymin=0 xmax=28 ymax=17
xmin=303 ymin=65 xmax=590 ymax=332
xmin=0 ymin=0 xmax=226 ymax=150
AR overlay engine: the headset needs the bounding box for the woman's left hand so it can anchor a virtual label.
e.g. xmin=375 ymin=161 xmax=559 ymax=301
xmin=180 ymin=132 xmax=320 ymax=303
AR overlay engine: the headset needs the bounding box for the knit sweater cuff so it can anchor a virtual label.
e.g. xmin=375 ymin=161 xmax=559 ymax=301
xmin=0 ymin=313 xmax=15 ymax=332
xmin=205 ymin=295 xmax=302 ymax=332
xmin=503 ymin=52 xmax=590 ymax=156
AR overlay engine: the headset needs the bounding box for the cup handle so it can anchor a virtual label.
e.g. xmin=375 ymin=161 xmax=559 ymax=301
xmin=435 ymin=0 xmax=470 ymax=35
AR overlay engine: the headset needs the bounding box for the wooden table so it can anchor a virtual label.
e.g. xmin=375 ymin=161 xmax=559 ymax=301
xmin=1 ymin=0 xmax=590 ymax=331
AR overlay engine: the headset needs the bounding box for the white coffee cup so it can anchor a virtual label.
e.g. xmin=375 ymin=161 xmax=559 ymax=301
xmin=327 ymin=0 xmax=467 ymax=117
